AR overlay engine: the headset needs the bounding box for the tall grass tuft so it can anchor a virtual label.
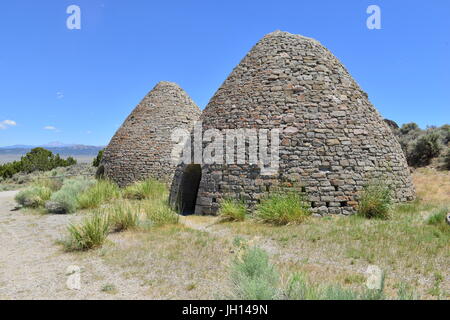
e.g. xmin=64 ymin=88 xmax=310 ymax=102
xmin=255 ymin=192 xmax=311 ymax=225
xmin=426 ymin=207 xmax=449 ymax=233
xmin=64 ymin=212 xmax=110 ymax=251
xmin=77 ymin=179 xmax=120 ymax=209
xmin=357 ymin=180 xmax=393 ymax=219
xmin=108 ymin=201 xmax=140 ymax=232
xmin=230 ymin=246 xmax=279 ymax=300
xmin=50 ymin=178 xmax=95 ymax=213
xmin=122 ymin=179 xmax=167 ymax=200
xmin=15 ymin=186 xmax=52 ymax=208
xmin=219 ymin=198 xmax=247 ymax=222
xmin=141 ymin=198 xmax=179 ymax=226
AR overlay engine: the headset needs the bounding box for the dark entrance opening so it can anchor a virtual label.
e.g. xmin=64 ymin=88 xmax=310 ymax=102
xmin=177 ymin=164 xmax=202 ymax=215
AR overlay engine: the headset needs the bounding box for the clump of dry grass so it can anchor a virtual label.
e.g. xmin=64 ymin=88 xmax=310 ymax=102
xmin=219 ymin=198 xmax=247 ymax=222
xmin=122 ymin=179 xmax=167 ymax=200
xmin=63 ymin=212 xmax=110 ymax=251
xmin=141 ymin=198 xmax=179 ymax=226
xmin=255 ymin=192 xmax=311 ymax=225
xmin=357 ymin=180 xmax=393 ymax=219
xmin=78 ymin=179 xmax=120 ymax=209
xmin=108 ymin=201 xmax=140 ymax=232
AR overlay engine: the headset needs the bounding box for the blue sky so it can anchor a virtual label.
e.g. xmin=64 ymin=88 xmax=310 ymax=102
xmin=0 ymin=0 xmax=449 ymax=147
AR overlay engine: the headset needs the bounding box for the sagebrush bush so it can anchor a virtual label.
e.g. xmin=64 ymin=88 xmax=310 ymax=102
xmin=50 ymin=178 xmax=95 ymax=213
xmin=219 ymin=198 xmax=247 ymax=222
xmin=108 ymin=201 xmax=140 ymax=232
xmin=444 ymin=149 xmax=450 ymax=170
xmin=122 ymin=179 xmax=167 ymax=200
xmin=15 ymin=186 xmax=52 ymax=208
xmin=227 ymin=246 xmax=409 ymax=300
xmin=142 ymin=198 xmax=179 ymax=226
xmin=357 ymin=180 xmax=392 ymax=219
xmin=64 ymin=212 xmax=110 ymax=251
xmin=230 ymin=247 xmax=279 ymax=300
xmin=32 ymin=178 xmax=63 ymax=192
xmin=256 ymin=192 xmax=311 ymax=225
xmin=407 ymin=133 xmax=442 ymax=167
xmin=77 ymin=179 xmax=120 ymax=209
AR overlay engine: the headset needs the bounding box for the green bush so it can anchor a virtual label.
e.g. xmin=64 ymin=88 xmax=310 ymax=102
xmin=108 ymin=201 xmax=140 ymax=232
xmin=219 ymin=198 xmax=247 ymax=222
xmin=0 ymin=147 xmax=76 ymax=179
xmin=407 ymin=133 xmax=442 ymax=167
xmin=122 ymin=179 xmax=167 ymax=200
xmin=444 ymin=149 xmax=450 ymax=170
xmin=255 ymin=192 xmax=311 ymax=225
xmin=92 ymin=149 xmax=104 ymax=167
xmin=357 ymin=180 xmax=392 ymax=219
xmin=50 ymin=178 xmax=95 ymax=213
xmin=64 ymin=212 xmax=110 ymax=251
xmin=15 ymin=186 xmax=52 ymax=208
xmin=77 ymin=180 xmax=120 ymax=209
xmin=230 ymin=247 xmax=279 ymax=300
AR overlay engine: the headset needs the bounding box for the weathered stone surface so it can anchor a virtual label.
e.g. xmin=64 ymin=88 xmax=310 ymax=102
xmin=101 ymin=81 xmax=201 ymax=187
xmin=185 ymin=30 xmax=415 ymax=216
xmin=45 ymin=201 xmax=67 ymax=214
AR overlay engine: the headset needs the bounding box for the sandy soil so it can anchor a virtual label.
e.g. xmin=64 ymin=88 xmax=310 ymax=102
xmin=0 ymin=191 xmax=146 ymax=300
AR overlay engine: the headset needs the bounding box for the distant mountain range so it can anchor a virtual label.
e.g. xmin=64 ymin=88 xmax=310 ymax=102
xmin=0 ymin=142 xmax=104 ymax=156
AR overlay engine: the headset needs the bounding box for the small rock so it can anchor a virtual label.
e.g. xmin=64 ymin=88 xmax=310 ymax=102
xmin=45 ymin=201 xmax=67 ymax=214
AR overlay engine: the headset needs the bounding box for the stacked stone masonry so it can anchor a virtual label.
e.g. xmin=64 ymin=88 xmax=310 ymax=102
xmin=101 ymin=81 xmax=201 ymax=187
xmin=178 ymin=31 xmax=415 ymax=215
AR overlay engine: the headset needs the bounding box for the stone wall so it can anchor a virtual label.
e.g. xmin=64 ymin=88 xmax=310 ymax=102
xmin=190 ymin=31 xmax=415 ymax=215
xmin=101 ymin=81 xmax=201 ymax=187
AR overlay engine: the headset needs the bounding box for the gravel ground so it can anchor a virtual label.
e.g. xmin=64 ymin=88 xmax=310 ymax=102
xmin=0 ymin=191 xmax=146 ymax=300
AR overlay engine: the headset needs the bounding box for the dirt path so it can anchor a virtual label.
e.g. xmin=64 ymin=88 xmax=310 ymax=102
xmin=0 ymin=191 xmax=146 ymax=300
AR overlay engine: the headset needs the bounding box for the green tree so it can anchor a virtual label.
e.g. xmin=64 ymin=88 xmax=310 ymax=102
xmin=92 ymin=149 xmax=104 ymax=167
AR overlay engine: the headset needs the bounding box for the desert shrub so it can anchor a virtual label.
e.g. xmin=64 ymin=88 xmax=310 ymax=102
xmin=0 ymin=147 xmax=76 ymax=179
xmin=64 ymin=212 xmax=110 ymax=251
xmin=357 ymin=180 xmax=392 ymax=219
xmin=407 ymin=133 xmax=442 ymax=167
xmin=15 ymin=186 xmax=52 ymax=208
xmin=444 ymin=149 xmax=450 ymax=170
xmin=219 ymin=198 xmax=247 ymax=222
xmin=92 ymin=149 xmax=104 ymax=167
xmin=230 ymin=246 xmax=279 ymax=300
xmin=255 ymin=192 xmax=311 ymax=225
xmin=108 ymin=201 xmax=140 ymax=232
xmin=50 ymin=178 xmax=95 ymax=213
xmin=32 ymin=177 xmax=63 ymax=192
xmin=122 ymin=179 xmax=167 ymax=200
xmin=77 ymin=180 xmax=120 ymax=209
xmin=142 ymin=198 xmax=178 ymax=226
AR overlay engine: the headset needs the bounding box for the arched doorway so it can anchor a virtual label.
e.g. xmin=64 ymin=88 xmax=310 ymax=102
xmin=177 ymin=164 xmax=202 ymax=215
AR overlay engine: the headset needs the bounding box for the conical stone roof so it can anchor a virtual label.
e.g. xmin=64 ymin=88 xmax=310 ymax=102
xmin=191 ymin=31 xmax=415 ymax=215
xmin=101 ymin=81 xmax=201 ymax=187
